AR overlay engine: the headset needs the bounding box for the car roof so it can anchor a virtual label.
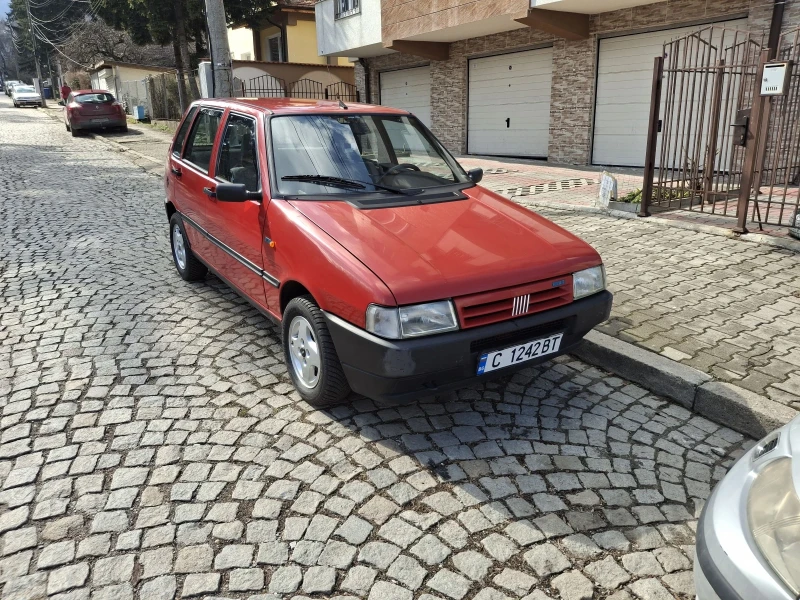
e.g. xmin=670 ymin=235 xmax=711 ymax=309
xmin=72 ymin=89 xmax=114 ymax=94
xmin=193 ymin=97 xmax=410 ymax=116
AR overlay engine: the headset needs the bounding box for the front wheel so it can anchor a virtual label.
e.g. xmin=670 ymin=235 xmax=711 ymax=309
xmin=283 ymin=296 xmax=351 ymax=407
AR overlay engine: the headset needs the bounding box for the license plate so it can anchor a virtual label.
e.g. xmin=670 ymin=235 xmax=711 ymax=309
xmin=477 ymin=333 xmax=563 ymax=375
xmin=91 ymin=117 xmax=109 ymax=123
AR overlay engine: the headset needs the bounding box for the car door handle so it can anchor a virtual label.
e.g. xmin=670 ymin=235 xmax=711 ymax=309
xmin=203 ymin=187 xmax=216 ymax=198
xmin=171 ymin=167 xmax=182 ymax=176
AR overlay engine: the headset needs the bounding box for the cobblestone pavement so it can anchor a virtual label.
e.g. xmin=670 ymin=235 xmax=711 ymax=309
xmin=0 ymin=97 xmax=755 ymax=600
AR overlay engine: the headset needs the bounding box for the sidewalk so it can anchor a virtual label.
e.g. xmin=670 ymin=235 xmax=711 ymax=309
xmin=55 ymin=112 xmax=800 ymax=430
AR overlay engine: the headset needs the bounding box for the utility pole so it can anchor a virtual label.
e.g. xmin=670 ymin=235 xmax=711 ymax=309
xmin=23 ymin=0 xmax=46 ymax=106
xmin=204 ymin=0 xmax=232 ymax=97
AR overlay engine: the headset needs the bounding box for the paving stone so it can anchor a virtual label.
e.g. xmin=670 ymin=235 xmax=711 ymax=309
xmin=584 ymin=556 xmax=631 ymax=589
xmin=368 ymin=580 xmax=413 ymax=600
xmin=229 ymin=568 xmax=264 ymax=591
xmin=427 ymin=568 xmax=472 ymax=600
xmin=551 ymin=570 xmax=594 ymax=600
xmin=410 ymin=534 xmax=452 ymax=565
xmin=524 ymin=543 xmax=570 ymax=577
xmin=182 ymin=573 xmax=220 ymax=597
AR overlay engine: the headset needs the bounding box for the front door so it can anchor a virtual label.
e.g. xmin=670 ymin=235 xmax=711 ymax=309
xmin=205 ymin=111 xmax=271 ymax=313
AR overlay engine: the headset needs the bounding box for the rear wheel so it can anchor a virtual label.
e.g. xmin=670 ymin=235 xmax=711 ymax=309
xmin=70 ymin=127 xmax=78 ymax=137
xmin=283 ymin=296 xmax=351 ymax=407
xmin=169 ymin=213 xmax=207 ymax=281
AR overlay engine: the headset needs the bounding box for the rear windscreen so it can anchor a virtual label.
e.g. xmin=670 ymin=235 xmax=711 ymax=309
xmin=75 ymin=93 xmax=115 ymax=104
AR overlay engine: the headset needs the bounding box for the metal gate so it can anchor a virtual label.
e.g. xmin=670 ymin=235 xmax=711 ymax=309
xmin=641 ymin=26 xmax=800 ymax=232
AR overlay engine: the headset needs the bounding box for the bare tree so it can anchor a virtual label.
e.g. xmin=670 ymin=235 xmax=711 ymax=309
xmin=58 ymin=20 xmax=175 ymax=71
xmin=0 ymin=20 xmax=20 ymax=80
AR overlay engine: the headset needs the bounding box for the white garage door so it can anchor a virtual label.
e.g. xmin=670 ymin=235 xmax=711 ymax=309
xmin=468 ymin=48 xmax=553 ymax=158
xmin=593 ymin=19 xmax=747 ymax=167
xmin=380 ymin=67 xmax=431 ymax=127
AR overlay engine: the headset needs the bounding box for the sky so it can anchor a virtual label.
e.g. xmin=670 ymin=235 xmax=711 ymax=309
xmin=0 ymin=0 xmax=9 ymax=20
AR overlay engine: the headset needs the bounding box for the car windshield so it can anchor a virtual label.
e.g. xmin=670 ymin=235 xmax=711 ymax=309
xmin=16 ymin=86 xmax=35 ymax=93
xmin=271 ymin=114 xmax=470 ymax=196
xmin=75 ymin=93 xmax=114 ymax=104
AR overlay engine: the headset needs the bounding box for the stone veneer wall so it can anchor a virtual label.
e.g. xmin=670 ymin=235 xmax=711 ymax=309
xmin=361 ymin=0 xmax=796 ymax=165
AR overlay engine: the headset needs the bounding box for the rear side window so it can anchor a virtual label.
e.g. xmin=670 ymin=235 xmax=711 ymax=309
xmin=75 ymin=93 xmax=115 ymax=104
xmin=216 ymin=114 xmax=260 ymax=191
xmin=183 ymin=108 xmax=223 ymax=173
xmin=172 ymin=106 xmax=198 ymax=157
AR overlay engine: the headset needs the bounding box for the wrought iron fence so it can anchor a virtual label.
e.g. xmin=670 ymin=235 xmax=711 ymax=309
xmin=240 ymin=75 xmax=359 ymax=102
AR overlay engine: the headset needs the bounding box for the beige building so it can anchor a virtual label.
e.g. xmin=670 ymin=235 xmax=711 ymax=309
xmin=317 ymin=0 xmax=794 ymax=167
xmin=88 ymin=61 xmax=176 ymax=100
xmin=227 ymin=0 xmax=350 ymax=66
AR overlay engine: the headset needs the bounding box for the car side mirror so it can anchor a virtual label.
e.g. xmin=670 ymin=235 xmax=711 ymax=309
xmin=468 ymin=168 xmax=483 ymax=184
xmin=215 ymin=183 xmax=261 ymax=202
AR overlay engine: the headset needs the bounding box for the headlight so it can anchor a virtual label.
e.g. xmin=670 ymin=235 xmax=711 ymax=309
xmin=366 ymin=301 xmax=458 ymax=339
xmin=747 ymin=457 xmax=800 ymax=594
xmin=573 ymin=265 xmax=605 ymax=300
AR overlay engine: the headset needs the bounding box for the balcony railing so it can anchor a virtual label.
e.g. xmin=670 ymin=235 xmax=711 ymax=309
xmin=335 ymin=0 xmax=360 ymax=19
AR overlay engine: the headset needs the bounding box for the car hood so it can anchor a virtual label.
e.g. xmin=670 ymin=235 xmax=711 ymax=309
xmin=288 ymin=186 xmax=602 ymax=304
xmin=15 ymin=93 xmax=40 ymax=99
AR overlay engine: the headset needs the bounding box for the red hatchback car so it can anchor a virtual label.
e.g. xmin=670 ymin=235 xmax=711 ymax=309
xmin=64 ymin=90 xmax=128 ymax=136
xmin=165 ymin=98 xmax=612 ymax=406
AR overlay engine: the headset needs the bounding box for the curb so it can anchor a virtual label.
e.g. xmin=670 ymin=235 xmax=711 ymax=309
xmin=523 ymin=200 xmax=800 ymax=254
xmin=572 ymin=330 xmax=797 ymax=439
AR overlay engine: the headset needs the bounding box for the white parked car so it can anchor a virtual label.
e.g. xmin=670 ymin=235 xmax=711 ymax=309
xmin=12 ymin=85 xmax=42 ymax=108
xmin=4 ymin=80 xmax=21 ymax=96
xmin=696 ymin=414 xmax=800 ymax=600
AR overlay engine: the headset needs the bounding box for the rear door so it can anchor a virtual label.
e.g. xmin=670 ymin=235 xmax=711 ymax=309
xmin=172 ymin=106 xmax=225 ymax=270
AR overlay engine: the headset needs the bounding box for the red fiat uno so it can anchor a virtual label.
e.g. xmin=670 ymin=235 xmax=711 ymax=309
xmin=165 ymin=98 xmax=612 ymax=406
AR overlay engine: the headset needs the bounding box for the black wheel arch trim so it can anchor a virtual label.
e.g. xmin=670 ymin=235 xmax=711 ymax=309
xmin=178 ymin=211 xmax=280 ymax=288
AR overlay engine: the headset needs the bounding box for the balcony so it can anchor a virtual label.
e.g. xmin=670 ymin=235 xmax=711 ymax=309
xmin=316 ymin=0 xmax=391 ymax=57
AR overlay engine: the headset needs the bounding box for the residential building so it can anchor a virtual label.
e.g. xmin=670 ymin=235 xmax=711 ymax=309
xmin=88 ymin=61 xmax=177 ymax=100
xmin=316 ymin=0 xmax=792 ymax=167
xmin=227 ymin=0 xmax=350 ymax=66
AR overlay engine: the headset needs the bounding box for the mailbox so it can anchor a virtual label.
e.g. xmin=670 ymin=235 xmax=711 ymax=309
xmin=761 ymin=61 xmax=793 ymax=96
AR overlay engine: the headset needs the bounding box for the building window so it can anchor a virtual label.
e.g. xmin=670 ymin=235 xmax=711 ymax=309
xmin=335 ymin=0 xmax=359 ymax=19
xmin=267 ymin=34 xmax=283 ymax=62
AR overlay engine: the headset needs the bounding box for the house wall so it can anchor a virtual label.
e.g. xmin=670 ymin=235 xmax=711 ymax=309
xmin=227 ymin=26 xmax=256 ymax=60
xmin=316 ymin=0 xmax=383 ymax=57
xmin=365 ymin=0 xmax=792 ymax=164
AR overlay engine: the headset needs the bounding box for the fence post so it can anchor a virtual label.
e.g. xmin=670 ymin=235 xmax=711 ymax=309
xmin=640 ymin=55 xmax=664 ymax=217
xmin=735 ymin=49 xmax=770 ymax=234
xmin=702 ymin=59 xmax=725 ymax=201
xmin=162 ymin=75 xmax=169 ymax=121
xmin=175 ymin=71 xmax=186 ymax=113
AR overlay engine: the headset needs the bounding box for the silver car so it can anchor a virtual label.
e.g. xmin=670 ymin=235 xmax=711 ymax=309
xmin=12 ymin=85 xmax=42 ymax=108
xmin=696 ymin=415 xmax=800 ymax=600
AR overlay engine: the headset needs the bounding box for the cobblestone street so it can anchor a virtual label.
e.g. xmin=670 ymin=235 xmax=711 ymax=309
xmin=0 ymin=97 xmax=754 ymax=600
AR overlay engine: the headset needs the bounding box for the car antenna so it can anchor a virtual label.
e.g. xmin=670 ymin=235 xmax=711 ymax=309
xmin=338 ymin=99 xmax=348 ymax=110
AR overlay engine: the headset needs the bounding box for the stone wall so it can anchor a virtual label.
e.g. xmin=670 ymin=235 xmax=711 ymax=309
xmin=361 ymin=0 xmax=794 ymax=165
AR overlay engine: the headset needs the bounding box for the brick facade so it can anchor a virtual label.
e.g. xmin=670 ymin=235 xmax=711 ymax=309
xmin=361 ymin=0 xmax=792 ymax=165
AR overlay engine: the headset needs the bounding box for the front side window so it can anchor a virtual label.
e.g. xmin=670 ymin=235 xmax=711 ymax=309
xmin=270 ymin=114 xmax=469 ymax=198
xmin=75 ymin=93 xmax=114 ymax=104
xmin=335 ymin=0 xmax=359 ymax=19
xmin=216 ymin=114 xmax=260 ymax=191
xmin=183 ymin=108 xmax=223 ymax=172
xmin=173 ymin=106 xmax=199 ymax=157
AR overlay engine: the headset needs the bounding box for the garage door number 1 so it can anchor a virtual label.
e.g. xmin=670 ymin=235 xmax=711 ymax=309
xmin=505 ymin=118 xmax=510 ymax=128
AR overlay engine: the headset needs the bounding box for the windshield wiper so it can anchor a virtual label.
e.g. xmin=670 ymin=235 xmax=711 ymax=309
xmin=281 ymin=174 xmax=422 ymax=196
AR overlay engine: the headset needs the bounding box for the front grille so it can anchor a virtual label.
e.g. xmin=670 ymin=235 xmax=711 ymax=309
xmin=470 ymin=319 xmax=569 ymax=354
xmin=454 ymin=276 xmax=573 ymax=328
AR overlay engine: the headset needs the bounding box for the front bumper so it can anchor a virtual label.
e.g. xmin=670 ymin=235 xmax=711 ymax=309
xmin=324 ymin=290 xmax=612 ymax=404
xmin=15 ymin=99 xmax=41 ymax=106
xmin=695 ymin=455 xmax=796 ymax=600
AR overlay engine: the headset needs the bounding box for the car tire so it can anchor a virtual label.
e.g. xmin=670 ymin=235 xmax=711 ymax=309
xmin=70 ymin=127 xmax=78 ymax=137
xmin=283 ymin=295 xmax=351 ymax=407
xmin=120 ymin=126 xmax=128 ymax=133
xmin=169 ymin=213 xmax=207 ymax=282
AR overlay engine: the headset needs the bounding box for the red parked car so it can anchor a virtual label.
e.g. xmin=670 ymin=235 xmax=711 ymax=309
xmin=165 ymin=98 xmax=612 ymax=406
xmin=64 ymin=90 xmax=128 ymax=136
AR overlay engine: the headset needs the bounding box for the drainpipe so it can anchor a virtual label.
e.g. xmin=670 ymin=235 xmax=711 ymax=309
xmin=358 ymin=58 xmax=371 ymax=103
xmin=767 ymin=0 xmax=785 ymax=59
